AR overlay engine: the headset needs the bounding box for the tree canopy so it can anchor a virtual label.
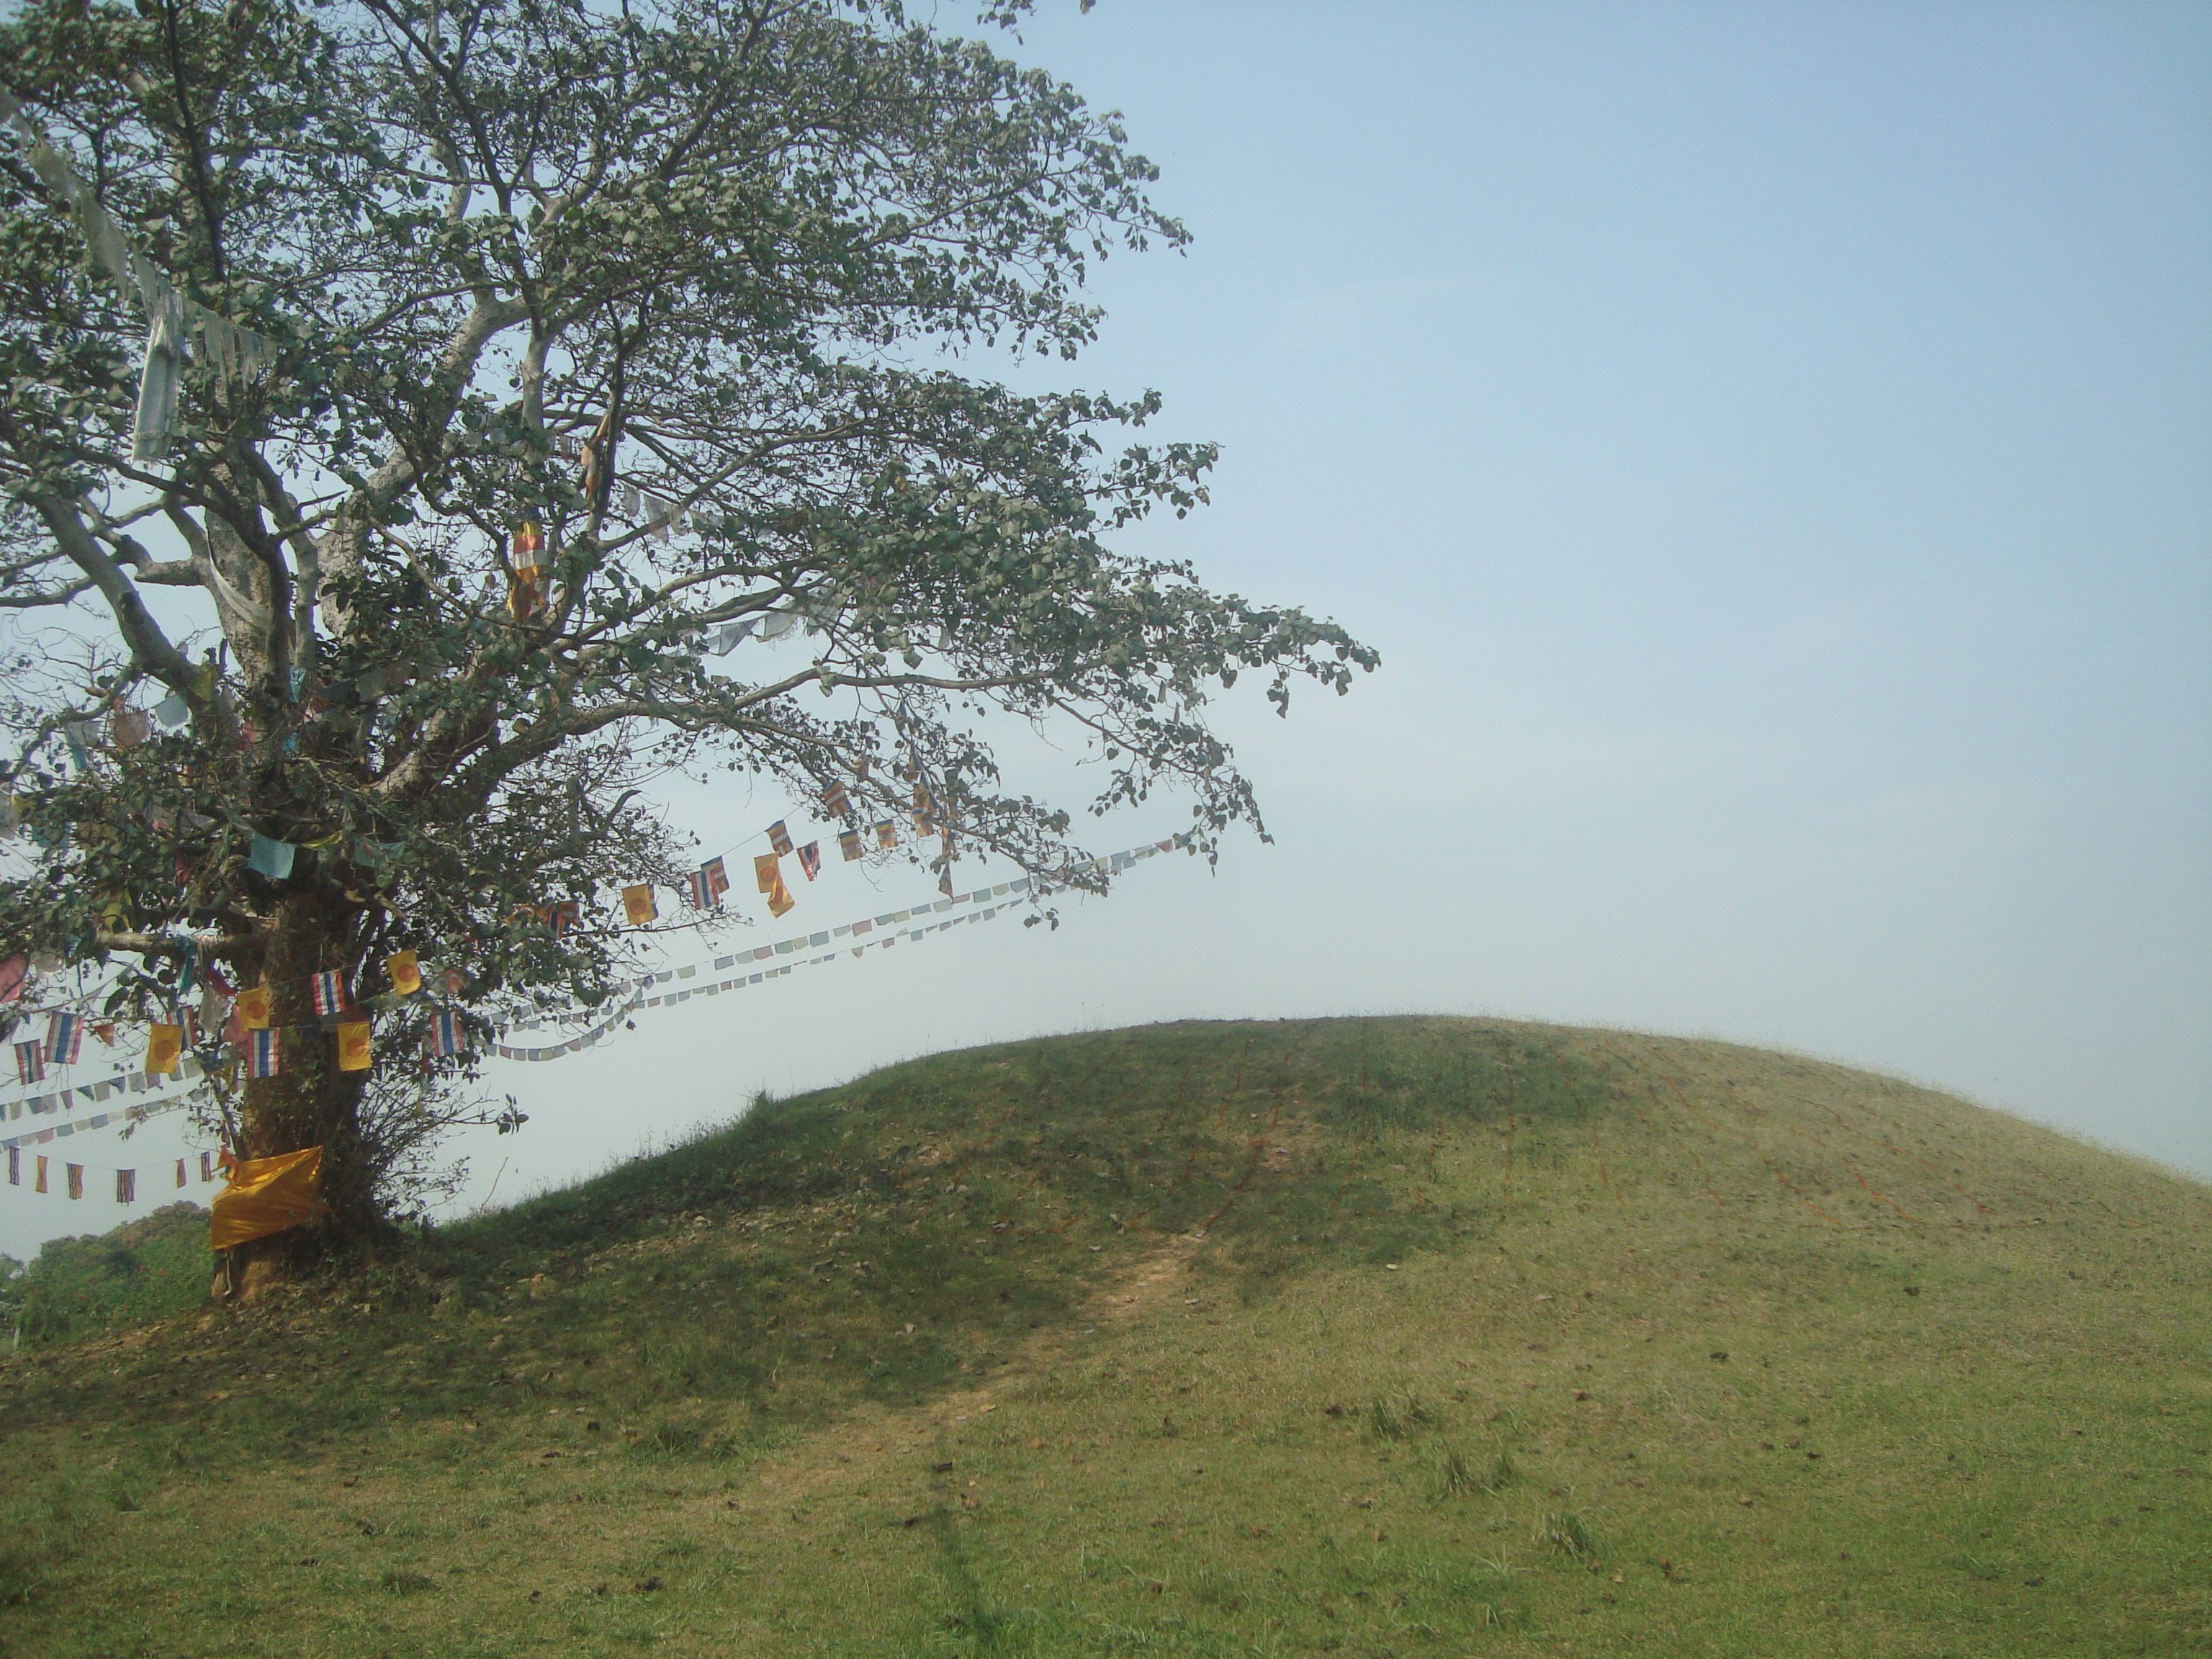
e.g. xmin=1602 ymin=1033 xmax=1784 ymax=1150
xmin=0 ymin=0 xmax=1374 ymax=1253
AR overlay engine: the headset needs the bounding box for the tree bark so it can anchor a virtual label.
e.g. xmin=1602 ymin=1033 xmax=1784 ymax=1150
xmin=227 ymin=888 xmax=379 ymax=1298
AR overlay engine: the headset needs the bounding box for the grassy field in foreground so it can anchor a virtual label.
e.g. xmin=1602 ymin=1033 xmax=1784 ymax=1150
xmin=1 ymin=1017 xmax=2207 ymax=1658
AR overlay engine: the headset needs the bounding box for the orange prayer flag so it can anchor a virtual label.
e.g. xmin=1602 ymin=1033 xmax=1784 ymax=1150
xmin=336 ymin=1021 xmax=372 ymax=1073
xmin=34 ymin=1154 xmax=48 ymax=1193
xmin=755 ymin=852 xmax=781 ymax=894
xmin=621 ymin=884 xmax=658 ymax=926
xmin=236 ymin=986 xmax=272 ymax=1030
xmin=145 ymin=1022 xmax=184 ymax=1075
xmin=386 ymin=950 xmax=422 ymax=996
xmin=766 ymin=873 xmax=796 ymax=918
xmin=210 ymin=1146 xmax=329 ymax=1250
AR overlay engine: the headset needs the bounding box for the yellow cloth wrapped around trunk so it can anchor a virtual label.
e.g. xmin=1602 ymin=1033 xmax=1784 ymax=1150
xmin=210 ymin=1146 xmax=328 ymax=1250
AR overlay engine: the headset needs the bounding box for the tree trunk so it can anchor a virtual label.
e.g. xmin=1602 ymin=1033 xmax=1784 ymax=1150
xmin=228 ymin=888 xmax=379 ymax=1298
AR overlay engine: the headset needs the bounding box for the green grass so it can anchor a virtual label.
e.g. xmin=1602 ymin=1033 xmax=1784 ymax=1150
xmin=6 ymin=1200 xmax=213 ymax=1349
xmin=1 ymin=1017 xmax=2206 ymax=1657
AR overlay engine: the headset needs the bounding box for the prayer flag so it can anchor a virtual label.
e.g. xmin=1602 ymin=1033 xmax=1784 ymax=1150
xmin=210 ymin=1146 xmax=328 ymax=1249
xmin=822 ymin=781 xmax=850 ymax=817
xmin=511 ymin=519 xmax=545 ymax=567
xmin=755 ymin=851 xmax=782 ymax=894
xmin=175 ymin=1158 xmax=186 ymax=1188
xmin=46 ymin=1011 xmax=83 ymax=1066
xmin=247 ymin=834 xmax=296 ymax=880
xmin=246 ymin=1028 xmax=280 ymax=1079
xmin=548 ymin=899 xmax=582 ymax=938
xmin=310 ymin=969 xmax=349 ymax=1020
xmin=35 ymin=1155 xmax=48 ymax=1193
xmin=767 ymin=819 xmax=793 ymax=856
xmin=765 ymin=872 xmax=796 ymax=918
xmin=940 ymin=868 xmax=956 ymax=897
xmin=621 ymin=884 xmax=659 ymax=926
xmin=386 ymin=950 xmax=422 ymax=996
xmin=153 ymin=690 xmax=190 ymax=729
xmin=145 ymin=1023 xmax=182 ymax=1075
xmin=336 ymin=1020 xmax=372 ymax=1072
xmin=703 ymin=856 xmax=729 ymax=899
xmin=506 ymin=572 xmax=543 ymax=622
xmin=444 ymin=968 xmax=468 ymax=995
xmin=838 ymin=829 xmax=863 ymax=862
xmin=428 ymin=1010 xmax=469 ymax=1058
xmin=874 ymin=819 xmax=898 ymax=850
xmin=6 ymin=1148 xmax=15 ymax=1184
xmin=14 ymin=1039 xmax=44 ymax=1085
xmin=66 ymin=1162 xmax=82 ymax=1200
xmin=236 ymin=986 xmax=272 ymax=1030
xmin=112 ymin=707 xmax=152 ymax=749
xmin=683 ymin=868 xmax=716 ymax=909
xmin=115 ymin=1168 xmax=135 ymax=1204
xmin=0 ymin=954 xmax=24 ymax=1003
xmin=796 ymin=842 xmax=821 ymax=881
xmin=199 ymin=1151 xmax=215 ymax=1183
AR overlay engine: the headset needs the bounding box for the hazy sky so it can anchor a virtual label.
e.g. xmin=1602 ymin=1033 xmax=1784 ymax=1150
xmin=7 ymin=1 xmax=2207 ymax=1259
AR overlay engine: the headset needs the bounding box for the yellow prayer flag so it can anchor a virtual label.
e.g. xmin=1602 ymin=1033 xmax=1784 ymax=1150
xmin=621 ymin=884 xmax=658 ymax=926
xmin=755 ymin=852 xmax=781 ymax=894
xmin=210 ymin=1146 xmax=329 ymax=1251
xmin=386 ymin=950 xmax=422 ymax=996
xmin=145 ymin=1022 xmax=184 ymax=1075
xmin=766 ymin=873 xmax=796 ymax=918
xmin=236 ymin=986 xmax=273 ymax=1030
xmin=336 ymin=1021 xmax=372 ymax=1072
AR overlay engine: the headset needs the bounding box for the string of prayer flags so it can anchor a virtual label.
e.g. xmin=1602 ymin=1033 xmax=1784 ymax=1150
xmin=246 ymin=1028 xmax=280 ymax=1079
xmin=309 ymin=970 xmax=349 ymax=1020
xmin=336 ymin=1020 xmax=372 ymax=1072
xmin=622 ymin=884 xmax=658 ymax=926
xmin=386 ymin=950 xmax=422 ymax=996
xmin=145 ymin=1022 xmax=182 ymax=1074
xmin=247 ymin=835 xmax=297 ymax=881
xmin=427 ymin=1010 xmax=469 ymax=1059
xmin=14 ymin=1041 xmax=43 ymax=1086
xmin=874 ymin=819 xmax=898 ymax=850
xmin=237 ymin=986 xmax=272 ymax=1030
xmin=822 ymin=781 xmax=851 ymax=817
xmin=796 ymin=842 xmax=822 ymax=882
xmin=767 ymin=819 xmax=794 ymax=856
xmin=46 ymin=1012 xmax=83 ymax=1066
xmin=838 ymin=829 xmax=863 ymax=862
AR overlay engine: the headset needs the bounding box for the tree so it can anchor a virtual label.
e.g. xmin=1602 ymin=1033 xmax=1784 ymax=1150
xmin=0 ymin=0 xmax=1375 ymax=1283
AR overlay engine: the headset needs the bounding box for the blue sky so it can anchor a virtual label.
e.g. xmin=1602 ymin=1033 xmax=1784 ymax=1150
xmin=6 ymin=1 xmax=2206 ymax=1256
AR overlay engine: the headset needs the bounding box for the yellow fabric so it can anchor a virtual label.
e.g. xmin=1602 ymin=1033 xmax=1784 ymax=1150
xmin=621 ymin=884 xmax=658 ymax=926
xmin=386 ymin=950 xmax=421 ymax=996
xmin=236 ymin=986 xmax=272 ymax=1030
xmin=755 ymin=852 xmax=781 ymax=894
xmin=144 ymin=1022 xmax=182 ymax=1075
xmin=336 ymin=1021 xmax=372 ymax=1072
xmin=210 ymin=1146 xmax=328 ymax=1250
xmin=766 ymin=873 xmax=795 ymax=917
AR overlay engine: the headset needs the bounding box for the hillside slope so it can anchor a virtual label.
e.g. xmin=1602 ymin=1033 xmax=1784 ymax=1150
xmin=1 ymin=1017 xmax=2206 ymax=1658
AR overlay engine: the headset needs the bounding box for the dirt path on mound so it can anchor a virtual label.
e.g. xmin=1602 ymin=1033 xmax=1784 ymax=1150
xmin=736 ymin=1232 xmax=1206 ymax=1511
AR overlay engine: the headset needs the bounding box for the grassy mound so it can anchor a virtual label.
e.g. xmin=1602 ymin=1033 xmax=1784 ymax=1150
xmin=0 ymin=1017 xmax=2205 ymax=1657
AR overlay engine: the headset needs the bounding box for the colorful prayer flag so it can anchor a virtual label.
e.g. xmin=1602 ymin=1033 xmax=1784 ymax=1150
xmin=14 ymin=1039 xmax=45 ymax=1085
xmin=6 ymin=1147 xmax=16 ymax=1185
xmin=245 ymin=1028 xmax=281 ymax=1079
xmin=683 ymin=868 xmax=719 ymax=910
xmin=145 ymin=1023 xmax=183 ymax=1074
xmin=310 ymin=969 xmax=349 ymax=1020
xmin=796 ymin=842 xmax=821 ymax=881
xmin=767 ymin=819 xmax=793 ymax=856
xmin=386 ymin=950 xmax=422 ymax=996
xmin=66 ymin=1162 xmax=82 ymax=1200
xmin=247 ymin=834 xmax=296 ymax=880
xmin=765 ymin=872 xmax=796 ymax=918
xmin=115 ymin=1168 xmax=135 ymax=1204
xmin=621 ymin=884 xmax=659 ymax=926
xmin=0 ymin=954 xmax=24 ymax=1004
xmin=548 ymin=899 xmax=582 ymax=938
xmin=336 ymin=1020 xmax=372 ymax=1072
xmin=755 ymin=851 xmax=782 ymax=894
xmin=428 ymin=1010 xmax=469 ymax=1058
xmin=511 ymin=518 xmax=545 ymax=567
xmin=940 ymin=868 xmax=956 ymax=897
xmin=175 ymin=1158 xmax=186 ymax=1189
xmin=237 ymin=986 xmax=272 ymax=1029
xmin=199 ymin=1151 xmax=215 ymax=1183
xmin=823 ymin=781 xmax=850 ymax=817
xmin=838 ymin=829 xmax=863 ymax=862
xmin=45 ymin=1011 xmax=83 ymax=1066
xmin=210 ymin=1146 xmax=329 ymax=1249
xmin=874 ymin=819 xmax=897 ymax=850
xmin=34 ymin=1154 xmax=48 ymax=1193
